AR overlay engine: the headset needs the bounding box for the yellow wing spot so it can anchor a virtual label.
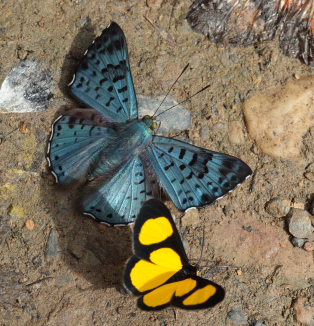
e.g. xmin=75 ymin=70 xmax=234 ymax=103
xmin=150 ymin=248 xmax=182 ymax=270
xmin=139 ymin=217 xmax=173 ymax=245
xmin=143 ymin=279 xmax=196 ymax=308
xmin=183 ymin=285 xmax=217 ymax=306
xmin=143 ymin=282 xmax=177 ymax=307
xmin=175 ymin=278 xmax=197 ymax=297
xmin=130 ymin=259 xmax=177 ymax=292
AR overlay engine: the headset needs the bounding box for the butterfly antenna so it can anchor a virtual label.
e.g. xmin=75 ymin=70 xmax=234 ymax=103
xmin=197 ymin=225 xmax=206 ymax=267
xmin=152 ymin=63 xmax=190 ymax=118
xmin=155 ymin=84 xmax=211 ymax=118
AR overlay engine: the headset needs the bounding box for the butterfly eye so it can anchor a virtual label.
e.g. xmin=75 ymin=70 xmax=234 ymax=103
xmin=152 ymin=121 xmax=158 ymax=130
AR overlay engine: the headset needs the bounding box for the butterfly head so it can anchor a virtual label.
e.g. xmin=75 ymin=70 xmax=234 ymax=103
xmin=182 ymin=264 xmax=198 ymax=276
xmin=142 ymin=115 xmax=159 ymax=132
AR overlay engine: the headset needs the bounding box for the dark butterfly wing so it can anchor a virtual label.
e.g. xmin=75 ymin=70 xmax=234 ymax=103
xmin=145 ymin=136 xmax=252 ymax=210
xmin=70 ymin=22 xmax=138 ymax=122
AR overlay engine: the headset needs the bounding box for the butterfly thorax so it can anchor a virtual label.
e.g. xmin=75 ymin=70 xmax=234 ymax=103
xmin=90 ymin=119 xmax=154 ymax=176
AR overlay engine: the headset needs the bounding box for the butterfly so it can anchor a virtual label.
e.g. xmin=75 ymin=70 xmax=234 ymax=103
xmin=47 ymin=22 xmax=252 ymax=226
xmin=187 ymin=0 xmax=314 ymax=66
xmin=124 ymin=198 xmax=225 ymax=310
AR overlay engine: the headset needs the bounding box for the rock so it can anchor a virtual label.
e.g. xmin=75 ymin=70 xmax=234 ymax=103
xmin=288 ymin=209 xmax=313 ymax=239
xmin=243 ymin=77 xmax=314 ymax=160
xmin=253 ymin=322 xmax=267 ymax=326
xmin=181 ymin=208 xmax=200 ymax=226
xmin=200 ymin=125 xmax=210 ymax=139
xmin=293 ymin=297 xmax=314 ymax=326
xmin=46 ymin=229 xmax=61 ymax=258
xmin=228 ymin=120 xmax=246 ymax=145
xmin=0 ymin=60 xmax=54 ymax=113
xmin=305 ymin=162 xmax=314 ymax=181
xmin=137 ymin=94 xmax=192 ymax=135
xmin=291 ymin=237 xmax=306 ymax=248
xmin=227 ymin=308 xmax=248 ymax=325
xmin=265 ymin=198 xmax=291 ymax=217
xmin=304 ymin=241 xmax=314 ymax=252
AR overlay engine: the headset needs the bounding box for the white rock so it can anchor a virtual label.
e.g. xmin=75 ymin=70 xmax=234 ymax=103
xmin=0 ymin=60 xmax=54 ymax=113
xmin=137 ymin=94 xmax=192 ymax=134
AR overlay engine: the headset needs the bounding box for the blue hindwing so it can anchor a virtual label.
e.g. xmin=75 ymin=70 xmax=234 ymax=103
xmin=146 ymin=136 xmax=252 ymax=210
xmin=48 ymin=109 xmax=117 ymax=184
xmin=70 ymin=22 xmax=138 ymax=122
xmin=82 ymin=156 xmax=155 ymax=225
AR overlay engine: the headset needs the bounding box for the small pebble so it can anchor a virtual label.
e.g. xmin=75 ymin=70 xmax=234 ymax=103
xmin=227 ymin=308 xmax=248 ymax=325
xmin=293 ymin=297 xmax=314 ymax=325
xmin=243 ymin=225 xmax=253 ymax=232
xmin=303 ymin=241 xmax=314 ymax=252
xmin=253 ymin=322 xmax=267 ymax=326
xmin=181 ymin=208 xmax=200 ymax=226
xmin=32 ymin=256 xmax=42 ymax=267
xmin=289 ymin=209 xmax=313 ymax=239
xmin=46 ymin=229 xmax=60 ymax=258
xmin=265 ymin=198 xmax=290 ymax=217
xmin=291 ymin=237 xmax=306 ymax=248
xmin=19 ymin=122 xmax=30 ymax=134
xmin=25 ymin=219 xmax=35 ymax=230
xmin=200 ymin=125 xmax=210 ymax=139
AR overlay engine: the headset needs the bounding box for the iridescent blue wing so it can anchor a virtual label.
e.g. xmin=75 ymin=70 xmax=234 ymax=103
xmin=47 ymin=109 xmax=117 ymax=184
xmin=70 ymin=22 xmax=138 ymax=123
xmin=145 ymin=136 xmax=252 ymax=210
xmin=82 ymin=156 xmax=159 ymax=226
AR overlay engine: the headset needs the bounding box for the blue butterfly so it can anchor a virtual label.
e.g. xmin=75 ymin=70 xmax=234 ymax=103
xmin=47 ymin=22 xmax=252 ymax=226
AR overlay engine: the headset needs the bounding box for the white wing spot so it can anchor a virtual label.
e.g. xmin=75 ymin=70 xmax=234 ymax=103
xmin=68 ymin=74 xmax=76 ymax=86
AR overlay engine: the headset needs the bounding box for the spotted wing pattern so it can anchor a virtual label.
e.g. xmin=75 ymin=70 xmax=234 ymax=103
xmin=82 ymin=156 xmax=155 ymax=225
xmin=47 ymin=109 xmax=117 ymax=184
xmin=124 ymin=199 xmax=225 ymax=310
xmin=70 ymin=22 xmax=138 ymax=122
xmin=145 ymin=136 xmax=252 ymax=210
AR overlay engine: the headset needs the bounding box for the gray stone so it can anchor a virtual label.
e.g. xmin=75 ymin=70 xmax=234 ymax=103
xmin=227 ymin=308 xmax=248 ymax=325
xmin=200 ymin=125 xmax=210 ymax=139
xmin=0 ymin=60 xmax=54 ymax=113
xmin=291 ymin=237 xmax=306 ymax=248
xmin=289 ymin=209 xmax=313 ymax=239
xmin=253 ymin=322 xmax=267 ymax=326
xmin=46 ymin=229 xmax=61 ymax=258
xmin=137 ymin=94 xmax=192 ymax=135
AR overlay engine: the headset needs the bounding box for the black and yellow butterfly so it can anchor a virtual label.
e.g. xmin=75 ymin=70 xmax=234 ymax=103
xmin=124 ymin=199 xmax=225 ymax=310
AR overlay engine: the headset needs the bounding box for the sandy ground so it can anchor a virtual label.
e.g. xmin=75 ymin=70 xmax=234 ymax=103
xmin=0 ymin=1 xmax=314 ymax=325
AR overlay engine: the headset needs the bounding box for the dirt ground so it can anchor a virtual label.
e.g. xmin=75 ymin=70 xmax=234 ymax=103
xmin=0 ymin=1 xmax=314 ymax=325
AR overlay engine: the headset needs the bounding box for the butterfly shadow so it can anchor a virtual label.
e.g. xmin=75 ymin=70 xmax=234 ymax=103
xmin=58 ymin=17 xmax=96 ymax=99
xmin=40 ymin=170 xmax=133 ymax=290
